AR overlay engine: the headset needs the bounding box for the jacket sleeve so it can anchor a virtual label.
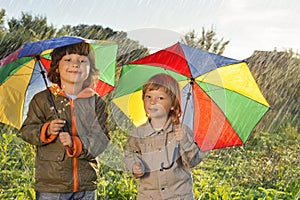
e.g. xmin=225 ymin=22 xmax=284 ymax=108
xmin=124 ymin=131 xmax=145 ymax=174
xmin=20 ymin=93 xmax=56 ymax=145
xmin=75 ymin=95 xmax=110 ymax=159
xmin=178 ymin=125 xmax=205 ymax=168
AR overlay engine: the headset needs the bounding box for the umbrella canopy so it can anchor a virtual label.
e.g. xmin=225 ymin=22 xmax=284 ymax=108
xmin=0 ymin=36 xmax=118 ymax=129
xmin=112 ymin=42 xmax=270 ymax=151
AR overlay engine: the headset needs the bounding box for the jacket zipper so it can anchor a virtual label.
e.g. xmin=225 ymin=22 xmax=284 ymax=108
xmin=70 ymin=100 xmax=79 ymax=192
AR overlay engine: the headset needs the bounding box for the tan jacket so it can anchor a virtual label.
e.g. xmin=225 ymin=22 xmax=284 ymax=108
xmin=20 ymin=85 xmax=109 ymax=193
xmin=125 ymin=119 xmax=203 ymax=200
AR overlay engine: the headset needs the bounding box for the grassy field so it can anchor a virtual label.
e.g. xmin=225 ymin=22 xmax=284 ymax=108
xmin=0 ymin=122 xmax=299 ymax=199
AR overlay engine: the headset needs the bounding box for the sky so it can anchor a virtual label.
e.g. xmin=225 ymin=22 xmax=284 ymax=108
xmin=1 ymin=0 xmax=299 ymax=59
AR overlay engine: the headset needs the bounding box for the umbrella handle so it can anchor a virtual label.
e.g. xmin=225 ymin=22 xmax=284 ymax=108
xmin=160 ymin=142 xmax=179 ymax=170
xmin=58 ymin=129 xmax=73 ymax=155
xmin=59 ymin=128 xmax=73 ymax=155
xmin=66 ymin=145 xmax=73 ymax=154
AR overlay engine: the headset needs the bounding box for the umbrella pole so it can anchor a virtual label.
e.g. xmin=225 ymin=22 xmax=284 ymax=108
xmin=161 ymin=80 xmax=194 ymax=170
xmin=35 ymin=56 xmax=59 ymax=119
xmin=181 ymin=79 xmax=194 ymax=125
xmin=36 ymin=56 xmax=73 ymax=154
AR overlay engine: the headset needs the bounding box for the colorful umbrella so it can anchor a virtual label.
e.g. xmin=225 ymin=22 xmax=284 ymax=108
xmin=0 ymin=36 xmax=118 ymax=129
xmin=112 ymin=42 xmax=270 ymax=152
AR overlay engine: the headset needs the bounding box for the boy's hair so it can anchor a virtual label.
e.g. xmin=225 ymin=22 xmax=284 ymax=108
xmin=48 ymin=42 xmax=99 ymax=88
xmin=142 ymin=73 xmax=182 ymax=125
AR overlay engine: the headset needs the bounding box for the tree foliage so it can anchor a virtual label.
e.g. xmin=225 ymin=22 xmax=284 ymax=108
xmin=0 ymin=11 xmax=148 ymax=65
xmin=181 ymin=27 xmax=230 ymax=55
xmin=60 ymin=24 xmax=117 ymax=40
xmin=0 ymin=9 xmax=5 ymax=25
xmin=56 ymin=24 xmax=149 ymax=66
xmin=0 ymin=9 xmax=5 ymax=36
xmin=7 ymin=12 xmax=57 ymax=41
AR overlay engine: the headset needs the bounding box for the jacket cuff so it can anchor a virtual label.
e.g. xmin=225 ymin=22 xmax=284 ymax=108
xmin=66 ymin=136 xmax=82 ymax=157
xmin=40 ymin=122 xmax=58 ymax=143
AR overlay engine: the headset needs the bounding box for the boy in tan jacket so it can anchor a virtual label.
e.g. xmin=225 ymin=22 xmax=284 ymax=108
xmin=125 ymin=74 xmax=204 ymax=200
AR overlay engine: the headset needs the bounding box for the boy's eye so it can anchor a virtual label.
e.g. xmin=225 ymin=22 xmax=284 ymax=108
xmin=158 ymin=97 xmax=164 ymax=100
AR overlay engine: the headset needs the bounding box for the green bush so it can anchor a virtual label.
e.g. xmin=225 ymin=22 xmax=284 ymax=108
xmin=0 ymin=130 xmax=35 ymax=199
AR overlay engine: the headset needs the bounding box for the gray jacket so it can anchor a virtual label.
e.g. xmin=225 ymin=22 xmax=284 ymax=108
xmin=125 ymin=119 xmax=203 ymax=200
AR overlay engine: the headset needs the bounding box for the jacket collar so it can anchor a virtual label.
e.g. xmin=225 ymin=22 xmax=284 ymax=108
xmin=138 ymin=118 xmax=174 ymax=137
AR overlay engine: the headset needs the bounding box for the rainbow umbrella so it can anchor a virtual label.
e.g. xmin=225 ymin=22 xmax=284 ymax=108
xmin=0 ymin=36 xmax=118 ymax=129
xmin=113 ymin=42 xmax=270 ymax=152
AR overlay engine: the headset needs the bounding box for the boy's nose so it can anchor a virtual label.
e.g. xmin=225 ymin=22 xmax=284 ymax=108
xmin=150 ymin=99 xmax=156 ymax=105
xmin=72 ymin=61 xmax=80 ymax=68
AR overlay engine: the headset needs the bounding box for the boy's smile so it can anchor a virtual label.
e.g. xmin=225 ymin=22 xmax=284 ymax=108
xmin=58 ymin=53 xmax=90 ymax=87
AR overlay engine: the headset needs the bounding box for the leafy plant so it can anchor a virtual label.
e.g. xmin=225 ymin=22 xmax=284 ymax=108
xmin=0 ymin=131 xmax=35 ymax=199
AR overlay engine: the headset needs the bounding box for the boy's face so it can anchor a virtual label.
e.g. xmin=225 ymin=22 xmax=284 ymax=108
xmin=143 ymin=87 xmax=173 ymax=121
xmin=58 ymin=53 xmax=90 ymax=87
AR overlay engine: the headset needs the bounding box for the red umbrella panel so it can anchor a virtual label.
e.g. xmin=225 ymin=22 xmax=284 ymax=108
xmin=112 ymin=42 xmax=270 ymax=151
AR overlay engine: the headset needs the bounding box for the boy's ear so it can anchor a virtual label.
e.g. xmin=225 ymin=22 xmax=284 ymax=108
xmin=171 ymin=107 xmax=174 ymax=110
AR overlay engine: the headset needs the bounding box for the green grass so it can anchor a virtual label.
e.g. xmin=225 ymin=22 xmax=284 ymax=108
xmin=0 ymin=122 xmax=299 ymax=199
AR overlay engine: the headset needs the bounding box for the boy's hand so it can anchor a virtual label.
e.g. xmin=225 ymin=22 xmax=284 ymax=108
xmin=47 ymin=119 xmax=66 ymax=136
xmin=59 ymin=132 xmax=72 ymax=147
xmin=174 ymin=125 xmax=186 ymax=142
xmin=132 ymin=162 xmax=144 ymax=178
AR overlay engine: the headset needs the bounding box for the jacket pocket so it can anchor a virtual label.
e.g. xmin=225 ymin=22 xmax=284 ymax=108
xmin=139 ymin=142 xmax=153 ymax=154
xmin=38 ymin=148 xmax=65 ymax=161
xmin=36 ymin=147 xmax=67 ymax=183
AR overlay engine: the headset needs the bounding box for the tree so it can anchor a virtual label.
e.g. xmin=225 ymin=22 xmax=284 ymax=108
xmin=56 ymin=24 xmax=149 ymax=66
xmin=0 ymin=11 xmax=148 ymax=64
xmin=181 ymin=27 xmax=230 ymax=55
xmin=7 ymin=12 xmax=56 ymax=41
xmin=58 ymin=24 xmax=117 ymax=40
xmin=0 ymin=9 xmax=5 ymax=35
